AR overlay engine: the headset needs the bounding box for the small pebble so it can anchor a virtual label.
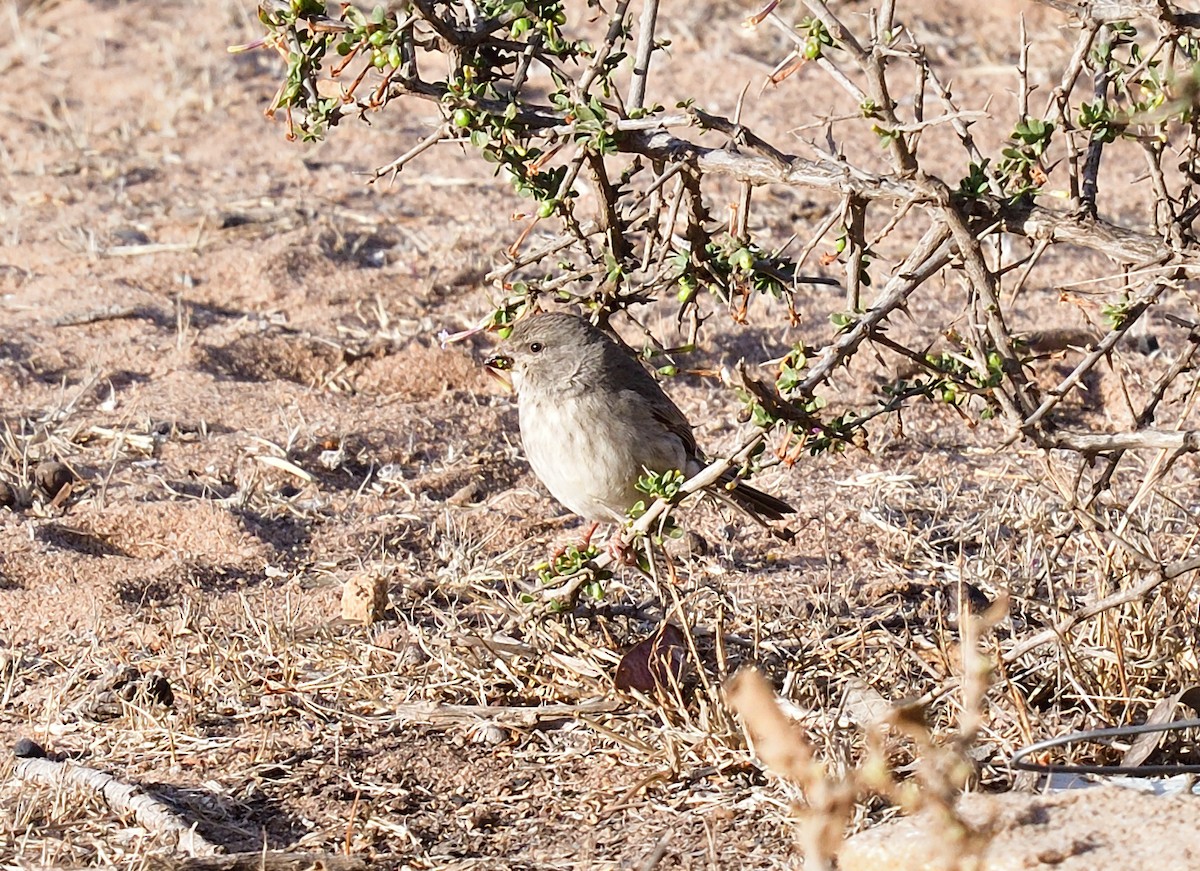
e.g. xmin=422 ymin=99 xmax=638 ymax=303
xmin=13 ymin=738 xmax=46 ymax=759
xmin=34 ymin=461 xmax=75 ymax=498
xmin=341 ymin=574 xmax=390 ymax=623
xmin=666 ymin=529 xmax=709 ymax=560
xmin=317 ymin=447 xmax=345 ymax=471
xmin=376 ymin=463 xmax=405 ymax=484
xmin=472 ymin=723 xmax=508 ymax=746
xmin=447 ymin=480 xmax=482 ymax=506
xmin=112 ymin=228 xmax=151 ymax=246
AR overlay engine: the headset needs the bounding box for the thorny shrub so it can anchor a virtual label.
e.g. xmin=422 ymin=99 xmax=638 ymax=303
xmin=245 ymin=0 xmax=1200 ymax=817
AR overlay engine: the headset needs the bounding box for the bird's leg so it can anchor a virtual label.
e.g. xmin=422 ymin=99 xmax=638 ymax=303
xmin=547 ymin=521 xmax=602 ymax=564
xmin=606 ymin=527 xmax=638 ymax=566
xmin=579 ymin=521 xmax=600 ymax=550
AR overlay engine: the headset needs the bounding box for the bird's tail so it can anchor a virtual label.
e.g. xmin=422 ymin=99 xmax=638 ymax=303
xmin=717 ymin=471 xmax=795 ymax=523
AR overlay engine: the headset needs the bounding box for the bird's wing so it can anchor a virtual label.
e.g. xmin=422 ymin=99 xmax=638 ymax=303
xmin=604 ymin=339 xmax=700 ymax=459
xmin=648 ymin=391 xmax=699 ymax=459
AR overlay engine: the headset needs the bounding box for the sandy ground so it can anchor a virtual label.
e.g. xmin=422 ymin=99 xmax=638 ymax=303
xmin=1 ymin=0 xmax=1198 ymax=868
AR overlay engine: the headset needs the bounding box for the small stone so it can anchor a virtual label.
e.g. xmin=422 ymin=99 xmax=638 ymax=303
xmin=377 ymin=464 xmax=405 ymax=484
xmin=13 ymin=738 xmax=46 ymax=759
xmin=615 ymin=623 xmax=689 ymax=694
xmin=472 ymin=723 xmax=508 ymax=746
xmin=34 ymin=461 xmax=75 ymax=499
xmin=341 ymin=574 xmax=389 ymax=623
xmin=112 ymin=228 xmax=151 ymax=246
xmin=447 ymin=480 xmax=482 ymax=506
xmin=317 ymin=448 xmax=344 ymax=471
xmin=685 ymin=530 xmax=709 ymax=556
xmin=666 ymin=529 xmax=709 ymax=559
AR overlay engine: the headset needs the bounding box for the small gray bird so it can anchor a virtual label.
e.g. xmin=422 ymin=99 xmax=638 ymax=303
xmin=485 ymin=312 xmax=794 ymax=525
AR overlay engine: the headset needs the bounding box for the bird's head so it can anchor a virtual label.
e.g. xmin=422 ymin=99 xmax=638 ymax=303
xmin=484 ymin=312 xmax=605 ymax=395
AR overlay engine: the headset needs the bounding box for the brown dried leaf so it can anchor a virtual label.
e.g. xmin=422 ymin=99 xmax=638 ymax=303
xmin=1121 ymin=685 xmax=1200 ymax=768
xmin=614 ymin=623 xmax=687 ymax=694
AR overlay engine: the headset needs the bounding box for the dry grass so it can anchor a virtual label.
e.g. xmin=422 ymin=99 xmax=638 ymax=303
xmin=4 ymin=391 xmax=1197 ymax=867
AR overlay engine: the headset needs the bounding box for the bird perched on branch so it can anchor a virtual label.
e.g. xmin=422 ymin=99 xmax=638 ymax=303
xmin=485 ymin=312 xmax=794 ymax=527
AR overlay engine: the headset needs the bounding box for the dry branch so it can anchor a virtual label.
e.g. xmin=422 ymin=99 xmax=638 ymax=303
xmin=1038 ymin=429 xmax=1200 ymax=452
xmin=150 ymin=853 xmax=367 ymax=871
xmin=388 ymin=698 xmax=620 ymax=726
xmin=1002 ymin=555 xmax=1200 ymax=664
xmin=629 ymin=127 xmax=1199 ymax=270
xmin=13 ymin=755 xmax=219 ymax=857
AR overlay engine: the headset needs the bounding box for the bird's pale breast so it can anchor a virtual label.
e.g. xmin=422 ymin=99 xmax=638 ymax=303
xmin=519 ymin=388 xmax=687 ymax=521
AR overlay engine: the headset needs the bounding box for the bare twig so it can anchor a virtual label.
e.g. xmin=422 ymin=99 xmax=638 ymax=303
xmin=14 ymin=755 xmax=219 ymax=857
xmin=628 ymin=0 xmax=660 ymax=110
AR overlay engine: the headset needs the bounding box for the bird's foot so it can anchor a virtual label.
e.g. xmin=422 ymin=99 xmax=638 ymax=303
xmin=578 ymin=521 xmax=601 ymax=551
xmin=606 ymin=529 xmax=638 ymax=566
xmin=548 ymin=522 xmax=602 ymax=564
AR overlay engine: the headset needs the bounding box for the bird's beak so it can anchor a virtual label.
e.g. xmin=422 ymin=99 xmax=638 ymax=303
xmin=484 ymin=354 xmax=514 ymax=391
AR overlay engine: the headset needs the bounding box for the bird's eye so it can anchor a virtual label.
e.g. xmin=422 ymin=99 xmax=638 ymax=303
xmin=529 ymin=342 xmax=544 ymax=353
